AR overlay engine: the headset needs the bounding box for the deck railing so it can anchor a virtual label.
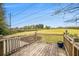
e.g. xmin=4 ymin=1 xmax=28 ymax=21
xmin=0 ymin=33 xmax=37 ymax=56
xmin=1 ymin=32 xmax=79 ymax=56
xmin=64 ymin=34 xmax=79 ymax=56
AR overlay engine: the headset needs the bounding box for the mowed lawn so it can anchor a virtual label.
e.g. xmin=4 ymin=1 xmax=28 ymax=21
xmin=7 ymin=29 xmax=79 ymax=43
xmin=37 ymin=29 xmax=79 ymax=43
xmin=37 ymin=29 xmax=79 ymax=35
xmin=38 ymin=34 xmax=63 ymax=43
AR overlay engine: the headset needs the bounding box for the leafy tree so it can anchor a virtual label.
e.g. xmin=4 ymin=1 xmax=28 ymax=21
xmin=45 ymin=25 xmax=50 ymax=29
xmin=0 ymin=4 xmax=9 ymax=35
xmin=35 ymin=24 xmax=44 ymax=29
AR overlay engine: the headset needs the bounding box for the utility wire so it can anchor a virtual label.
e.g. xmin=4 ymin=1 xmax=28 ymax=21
xmin=8 ymin=4 xmax=79 ymax=28
xmin=11 ymin=4 xmax=36 ymax=17
xmin=13 ymin=7 xmax=52 ymax=20
xmin=11 ymin=10 xmax=52 ymax=27
xmin=52 ymin=4 xmax=72 ymax=15
xmin=52 ymin=3 xmax=79 ymax=16
xmin=11 ymin=8 xmax=53 ymax=26
xmin=64 ymin=11 xmax=79 ymax=23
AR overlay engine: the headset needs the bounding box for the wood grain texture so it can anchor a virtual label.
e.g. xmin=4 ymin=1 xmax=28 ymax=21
xmin=11 ymin=41 xmax=66 ymax=56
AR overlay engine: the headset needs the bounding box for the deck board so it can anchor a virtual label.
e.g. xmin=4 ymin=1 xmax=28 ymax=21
xmin=11 ymin=41 xmax=66 ymax=56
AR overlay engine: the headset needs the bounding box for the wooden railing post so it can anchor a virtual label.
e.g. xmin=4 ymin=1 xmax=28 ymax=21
xmin=0 ymin=41 xmax=3 ymax=56
xmin=35 ymin=32 xmax=37 ymax=40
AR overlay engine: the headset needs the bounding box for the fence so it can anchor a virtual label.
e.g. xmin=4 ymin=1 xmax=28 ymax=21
xmin=64 ymin=34 xmax=79 ymax=56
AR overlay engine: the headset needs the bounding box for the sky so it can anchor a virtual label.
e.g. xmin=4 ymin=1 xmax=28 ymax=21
xmin=3 ymin=3 xmax=79 ymax=28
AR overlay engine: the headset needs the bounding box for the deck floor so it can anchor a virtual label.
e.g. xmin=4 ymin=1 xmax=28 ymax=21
xmin=11 ymin=41 xmax=66 ymax=56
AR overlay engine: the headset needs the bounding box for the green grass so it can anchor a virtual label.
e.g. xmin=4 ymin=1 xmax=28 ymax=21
xmin=39 ymin=35 xmax=63 ymax=43
xmin=37 ymin=29 xmax=79 ymax=35
xmin=37 ymin=29 xmax=79 ymax=43
xmin=7 ymin=29 xmax=79 ymax=43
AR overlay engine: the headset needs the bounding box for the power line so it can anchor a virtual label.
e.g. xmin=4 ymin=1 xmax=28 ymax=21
xmin=11 ymin=4 xmax=35 ymax=17
xmin=7 ymin=4 xmax=53 ymax=27
xmin=8 ymin=4 xmax=79 ymax=28
xmin=14 ymin=7 xmax=51 ymax=19
xmin=52 ymin=4 xmax=72 ymax=16
xmin=52 ymin=3 xmax=79 ymax=16
xmin=11 ymin=8 xmax=53 ymax=26
xmin=4 ymin=3 xmax=35 ymax=18
xmin=64 ymin=10 xmax=79 ymax=23
xmin=11 ymin=10 xmax=52 ymax=27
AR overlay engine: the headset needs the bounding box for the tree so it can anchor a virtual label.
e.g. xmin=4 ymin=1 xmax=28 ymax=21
xmin=45 ymin=25 xmax=50 ymax=29
xmin=35 ymin=24 xmax=44 ymax=29
xmin=38 ymin=24 xmax=44 ymax=29
xmin=0 ymin=4 xmax=9 ymax=35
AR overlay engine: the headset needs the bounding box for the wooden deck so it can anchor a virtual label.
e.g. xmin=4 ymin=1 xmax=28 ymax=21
xmin=11 ymin=41 xmax=66 ymax=56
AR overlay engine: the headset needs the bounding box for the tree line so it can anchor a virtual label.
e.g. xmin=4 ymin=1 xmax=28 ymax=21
xmin=23 ymin=24 xmax=51 ymax=29
xmin=11 ymin=24 xmax=51 ymax=34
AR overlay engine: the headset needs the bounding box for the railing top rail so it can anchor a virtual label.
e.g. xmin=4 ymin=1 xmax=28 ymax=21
xmin=0 ymin=34 xmax=35 ymax=42
xmin=64 ymin=34 xmax=79 ymax=50
xmin=0 ymin=38 xmax=5 ymax=41
xmin=64 ymin=34 xmax=74 ymax=43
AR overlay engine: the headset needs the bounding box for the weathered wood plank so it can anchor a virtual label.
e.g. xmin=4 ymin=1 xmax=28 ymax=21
xmin=11 ymin=41 xmax=66 ymax=56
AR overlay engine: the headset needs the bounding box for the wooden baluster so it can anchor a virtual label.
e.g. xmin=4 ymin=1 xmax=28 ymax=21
xmin=13 ymin=39 xmax=15 ymax=51
xmin=3 ymin=40 xmax=6 ymax=55
xmin=11 ymin=39 xmax=13 ymax=53
xmin=8 ymin=39 xmax=10 ymax=54
xmin=18 ymin=36 xmax=20 ymax=48
xmin=9 ymin=39 xmax=12 ymax=54
xmin=17 ymin=37 xmax=19 ymax=49
xmin=12 ymin=38 xmax=15 ymax=52
xmin=14 ymin=37 xmax=16 ymax=51
xmin=15 ymin=37 xmax=17 ymax=51
xmin=6 ymin=40 xmax=9 ymax=55
xmin=15 ymin=38 xmax=17 ymax=50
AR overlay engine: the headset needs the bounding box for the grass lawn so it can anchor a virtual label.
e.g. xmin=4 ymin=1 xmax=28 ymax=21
xmin=37 ymin=29 xmax=79 ymax=43
xmin=6 ymin=29 xmax=79 ymax=43
xmin=37 ymin=29 xmax=79 ymax=35
xmin=39 ymin=34 xmax=63 ymax=43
